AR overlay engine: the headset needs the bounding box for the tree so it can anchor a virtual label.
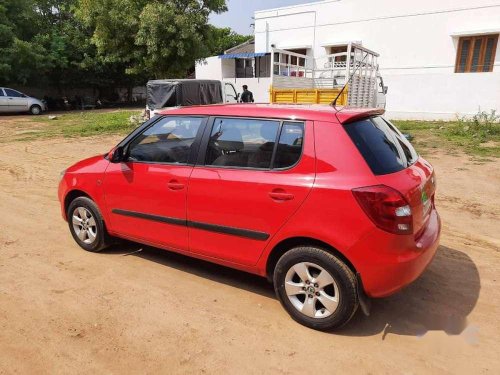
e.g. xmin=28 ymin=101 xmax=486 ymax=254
xmin=0 ymin=0 xmax=142 ymax=90
xmin=0 ymin=0 xmax=41 ymax=83
xmin=0 ymin=0 xmax=249 ymax=91
xmin=0 ymin=0 xmax=87 ymax=86
xmin=207 ymin=26 xmax=252 ymax=56
xmin=77 ymin=0 xmax=228 ymax=79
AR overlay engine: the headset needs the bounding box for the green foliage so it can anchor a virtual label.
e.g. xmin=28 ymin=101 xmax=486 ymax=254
xmin=4 ymin=38 xmax=52 ymax=84
xmin=0 ymin=0 xmax=36 ymax=41
xmin=14 ymin=110 xmax=141 ymax=141
xmin=447 ymin=110 xmax=500 ymax=140
xmin=58 ymin=110 xmax=141 ymax=136
xmin=0 ymin=0 xmax=38 ymax=82
xmin=207 ymin=26 xmax=252 ymax=55
xmin=443 ymin=111 xmax=500 ymax=157
xmin=0 ymin=0 xmax=248 ymax=90
xmin=78 ymin=0 xmax=229 ymax=78
xmin=0 ymin=0 xmax=93 ymax=86
xmin=393 ymin=110 xmax=500 ymax=158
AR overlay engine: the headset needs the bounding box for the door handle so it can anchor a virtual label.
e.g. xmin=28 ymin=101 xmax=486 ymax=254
xmin=269 ymin=189 xmax=294 ymax=201
xmin=167 ymin=180 xmax=184 ymax=191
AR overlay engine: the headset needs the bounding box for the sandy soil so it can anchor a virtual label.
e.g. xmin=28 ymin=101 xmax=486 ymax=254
xmin=0 ymin=114 xmax=499 ymax=374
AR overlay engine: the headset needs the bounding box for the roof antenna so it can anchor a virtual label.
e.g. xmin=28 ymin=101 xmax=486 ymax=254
xmin=331 ymin=51 xmax=370 ymax=110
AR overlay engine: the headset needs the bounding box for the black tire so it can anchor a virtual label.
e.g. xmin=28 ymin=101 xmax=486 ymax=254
xmin=273 ymin=246 xmax=358 ymax=331
xmin=30 ymin=104 xmax=42 ymax=115
xmin=67 ymin=196 xmax=111 ymax=252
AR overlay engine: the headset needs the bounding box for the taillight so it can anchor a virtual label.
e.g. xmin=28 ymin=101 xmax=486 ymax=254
xmin=352 ymin=185 xmax=413 ymax=235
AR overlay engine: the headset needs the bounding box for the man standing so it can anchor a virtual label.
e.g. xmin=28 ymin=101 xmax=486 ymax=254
xmin=240 ymin=85 xmax=254 ymax=103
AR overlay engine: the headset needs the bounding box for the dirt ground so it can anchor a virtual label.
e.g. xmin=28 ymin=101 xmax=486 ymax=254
xmin=0 ymin=114 xmax=499 ymax=374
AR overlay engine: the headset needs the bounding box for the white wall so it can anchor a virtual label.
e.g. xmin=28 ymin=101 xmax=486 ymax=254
xmin=13 ymin=86 xmax=146 ymax=102
xmin=384 ymin=73 xmax=500 ymax=120
xmin=196 ymin=56 xmax=223 ymax=81
xmin=196 ymin=57 xmax=271 ymax=103
xmin=221 ymin=59 xmax=235 ymax=78
xmin=223 ymin=78 xmax=272 ymax=103
xmin=254 ymin=0 xmax=500 ymax=119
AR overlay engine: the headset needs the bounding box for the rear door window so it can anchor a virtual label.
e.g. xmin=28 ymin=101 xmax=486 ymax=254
xmin=206 ymin=117 xmax=280 ymax=168
xmin=344 ymin=116 xmax=418 ymax=175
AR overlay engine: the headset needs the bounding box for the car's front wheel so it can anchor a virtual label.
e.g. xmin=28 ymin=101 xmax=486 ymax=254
xmin=67 ymin=196 xmax=110 ymax=252
xmin=273 ymin=246 xmax=359 ymax=331
xmin=30 ymin=104 xmax=42 ymax=115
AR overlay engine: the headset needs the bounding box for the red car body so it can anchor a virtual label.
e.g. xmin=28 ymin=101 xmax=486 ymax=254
xmin=58 ymin=104 xmax=440 ymax=299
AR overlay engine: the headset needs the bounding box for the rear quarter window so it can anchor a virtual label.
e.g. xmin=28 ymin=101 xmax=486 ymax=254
xmin=344 ymin=116 xmax=418 ymax=175
xmin=273 ymin=122 xmax=304 ymax=169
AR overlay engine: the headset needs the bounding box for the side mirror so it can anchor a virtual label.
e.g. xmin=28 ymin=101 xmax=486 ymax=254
xmin=383 ymin=86 xmax=388 ymax=94
xmin=108 ymin=146 xmax=125 ymax=163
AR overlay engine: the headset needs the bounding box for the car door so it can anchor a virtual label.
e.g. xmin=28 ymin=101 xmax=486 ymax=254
xmin=224 ymin=82 xmax=239 ymax=103
xmin=4 ymin=88 xmax=29 ymax=112
xmin=187 ymin=116 xmax=315 ymax=266
xmin=103 ymin=115 xmax=207 ymax=251
xmin=0 ymin=89 xmax=10 ymax=113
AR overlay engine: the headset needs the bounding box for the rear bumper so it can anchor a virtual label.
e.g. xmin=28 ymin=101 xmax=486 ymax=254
xmin=353 ymin=209 xmax=441 ymax=298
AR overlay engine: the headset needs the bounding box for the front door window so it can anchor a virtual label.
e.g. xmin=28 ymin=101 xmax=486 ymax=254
xmin=4 ymin=89 xmax=24 ymax=98
xmin=128 ymin=116 xmax=203 ymax=164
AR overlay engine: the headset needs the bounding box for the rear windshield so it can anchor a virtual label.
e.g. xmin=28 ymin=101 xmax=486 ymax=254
xmin=344 ymin=116 xmax=418 ymax=175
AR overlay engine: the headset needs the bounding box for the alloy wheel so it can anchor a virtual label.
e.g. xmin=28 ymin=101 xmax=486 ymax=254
xmin=72 ymin=207 xmax=97 ymax=244
xmin=284 ymin=262 xmax=340 ymax=318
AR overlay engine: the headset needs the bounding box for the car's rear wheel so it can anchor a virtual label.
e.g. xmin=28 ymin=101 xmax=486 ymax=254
xmin=30 ymin=104 xmax=42 ymax=115
xmin=273 ymin=246 xmax=358 ymax=331
xmin=67 ymin=196 xmax=110 ymax=252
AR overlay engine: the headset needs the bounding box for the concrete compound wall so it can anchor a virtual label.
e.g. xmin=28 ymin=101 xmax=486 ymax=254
xmin=9 ymin=86 xmax=146 ymax=103
xmin=223 ymin=77 xmax=272 ymax=103
xmin=196 ymin=57 xmax=272 ymax=102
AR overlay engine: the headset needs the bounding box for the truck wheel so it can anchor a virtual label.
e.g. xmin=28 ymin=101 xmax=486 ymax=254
xmin=67 ymin=197 xmax=111 ymax=252
xmin=30 ymin=105 xmax=42 ymax=115
xmin=273 ymin=246 xmax=358 ymax=331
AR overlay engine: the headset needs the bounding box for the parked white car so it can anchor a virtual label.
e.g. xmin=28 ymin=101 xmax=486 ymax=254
xmin=0 ymin=87 xmax=47 ymax=115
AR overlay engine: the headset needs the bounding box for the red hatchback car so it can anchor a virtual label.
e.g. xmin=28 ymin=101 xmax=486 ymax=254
xmin=58 ymin=104 xmax=440 ymax=330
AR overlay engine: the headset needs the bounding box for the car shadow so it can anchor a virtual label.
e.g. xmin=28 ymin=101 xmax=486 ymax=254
xmin=104 ymin=242 xmax=276 ymax=299
xmin=104 ymin=243 xmax=480 ymax=337
xmin=338 ymin=245 xmax=481 ymax=337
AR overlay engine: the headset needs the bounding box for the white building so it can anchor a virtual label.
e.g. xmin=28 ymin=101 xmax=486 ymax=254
xmin=196 ymin=0 xmax=500 ymax=120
